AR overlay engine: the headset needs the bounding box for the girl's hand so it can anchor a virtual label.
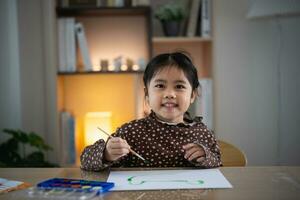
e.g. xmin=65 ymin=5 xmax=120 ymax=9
xmin=182 ymin=143 xmax=206 ymax=163
xmin=104 ymin=137 xmax=130 ymax=162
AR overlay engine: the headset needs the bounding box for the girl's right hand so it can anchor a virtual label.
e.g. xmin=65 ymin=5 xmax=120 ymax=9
xmin=104 ymin=137 xmax=130 ymax=162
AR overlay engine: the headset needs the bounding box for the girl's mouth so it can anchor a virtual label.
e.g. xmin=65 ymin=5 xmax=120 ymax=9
xmin=162 ymin=102 xmax=178 ymax=108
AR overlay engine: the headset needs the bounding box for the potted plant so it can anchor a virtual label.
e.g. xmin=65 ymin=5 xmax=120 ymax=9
xmin=0 ymin=129 xmax=58 ymax=167
xmin=154 ymin=2 xmax=186 ymax=37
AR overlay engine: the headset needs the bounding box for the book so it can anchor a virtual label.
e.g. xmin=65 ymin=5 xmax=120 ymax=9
xmin=132 ymin=0 xmax=150 ymax=6
xmin=195 ymin=78 xmax=213 ymax=130
xmin=75 ymin=22 xmax=93 ymax=71
xmin=66 ymin=18 xmax=77 ymax=72
xmin=60 ymin=111 xmax=76 ymax=166
xmin=57 ymin=18 xmax=76 ymax=72
xmin=68 ymin=115 xmax=76 ymax=164
xmin=196 ymin=1 xmax=202 ymax=36
xmin=201 ymin=0 xmax=212 ymax=38
xmin=186 ymin=0 xmax=201 ymax=37
xmin=57 ymin=18 xmax=67 ymax=72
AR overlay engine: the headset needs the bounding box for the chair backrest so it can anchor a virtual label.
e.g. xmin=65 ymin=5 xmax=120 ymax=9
xmin=218 ymin=140 xmax=247 ymax=166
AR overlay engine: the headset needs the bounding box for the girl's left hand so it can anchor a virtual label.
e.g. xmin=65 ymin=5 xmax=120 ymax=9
xmin=182 ymin=143 xmax=206 ymax=163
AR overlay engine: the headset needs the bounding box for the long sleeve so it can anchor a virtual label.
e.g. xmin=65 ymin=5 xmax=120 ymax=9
xmin=80 ymin=126 xmax=128 ymax=171
xmin=192 ymin=128 xmax=222 ymax=168
xmin=81 ymin=113 xmax=222 ymax=170
xmin=80 ymin=139 xmax=113 ymax=171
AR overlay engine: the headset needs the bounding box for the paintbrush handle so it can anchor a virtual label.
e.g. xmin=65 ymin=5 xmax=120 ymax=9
xmin=97 ymin=127 xmax=147 ymax=162
xmin=128 ymin=149 xmax=145 ymax=161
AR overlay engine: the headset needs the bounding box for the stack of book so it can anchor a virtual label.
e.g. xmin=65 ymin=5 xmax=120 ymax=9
xmin=57 ymin=18 xmax=92 ymax=73
xmin=186 ymin=0 xmax=212 ymax=38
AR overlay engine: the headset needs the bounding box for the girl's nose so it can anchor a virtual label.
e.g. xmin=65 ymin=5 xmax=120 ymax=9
xmin=164 ymin=90 xmax=176 ymax=99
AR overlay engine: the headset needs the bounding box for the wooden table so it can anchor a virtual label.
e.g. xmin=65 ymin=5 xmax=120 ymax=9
xmin=0 ymin=167 xmax=299 ymax=200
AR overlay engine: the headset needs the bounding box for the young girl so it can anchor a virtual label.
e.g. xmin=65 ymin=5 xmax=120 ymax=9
xmin=80 ymin=52 xmax=222 ymax=171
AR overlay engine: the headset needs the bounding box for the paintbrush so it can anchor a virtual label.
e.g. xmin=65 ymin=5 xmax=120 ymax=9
xmin=97 ymin=127 xmax=149 ymax=164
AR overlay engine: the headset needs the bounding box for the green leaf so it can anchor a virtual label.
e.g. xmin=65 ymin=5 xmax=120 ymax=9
xmin=155 ymin=2 xmax=186 ymax=21
xmin=1 ymin=128 xmax=57 ymax=167
xmin=0 ymin=150 xmax=22 ymax=166
xmin=3 ymin=129 xmax=20 ymax=139
xmin=18 ymin=130 xmax=29 ymax=143
xmin=3 ymin=129 xmax=30 ymax=144
xmin=4 ymin=138 xmax=19 ymax=152
xmin=28 ymin=132 xmax=52 ymax=151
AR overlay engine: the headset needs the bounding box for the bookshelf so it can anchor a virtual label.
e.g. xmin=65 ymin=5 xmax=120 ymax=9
xmin=56 ymin=5 xmax=151 ymax=166
xmin=57 ymin=6 xmax=152 ymax=73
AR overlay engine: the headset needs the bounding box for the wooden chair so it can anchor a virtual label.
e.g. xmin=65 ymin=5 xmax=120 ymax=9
xmin=218 ymin=140 xmax=247 ymax=166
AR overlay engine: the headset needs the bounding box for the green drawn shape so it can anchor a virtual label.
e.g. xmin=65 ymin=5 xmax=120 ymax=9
xmin=127 ymin=176 xmax=204 ymax=185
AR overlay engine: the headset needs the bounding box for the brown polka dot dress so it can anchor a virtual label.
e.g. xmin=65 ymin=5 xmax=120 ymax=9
xmin=80 ymin=111 xmax=222 ymax=171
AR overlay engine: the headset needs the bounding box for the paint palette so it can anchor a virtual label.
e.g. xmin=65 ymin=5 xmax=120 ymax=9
xmin=25 ymin=178 xmax=114 ymax=199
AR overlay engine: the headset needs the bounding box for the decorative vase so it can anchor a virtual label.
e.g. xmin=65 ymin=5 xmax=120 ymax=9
xmin=161 ymin=21 xmax=181 ymax=37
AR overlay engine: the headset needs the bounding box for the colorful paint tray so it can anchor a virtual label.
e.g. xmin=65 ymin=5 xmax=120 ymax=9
xmin=37 ymin=178 xmax=114 ymax=194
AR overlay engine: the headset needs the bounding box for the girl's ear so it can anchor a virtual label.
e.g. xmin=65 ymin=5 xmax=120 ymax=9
xmin=144 ymin=87 xmax=149 ymax=98
xmin=144 ymin=87 xmax=148 ymax=96
xmin=190 ymin=90 xmax=197 ymax=104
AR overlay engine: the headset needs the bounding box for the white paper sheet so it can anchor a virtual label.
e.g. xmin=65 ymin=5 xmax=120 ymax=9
xmin=107 ymin=168 xmax=232 ymax=191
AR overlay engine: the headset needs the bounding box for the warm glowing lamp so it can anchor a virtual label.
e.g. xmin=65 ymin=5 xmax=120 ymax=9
xmin=108 ymin=64 xmax=115 ymax=71
xmin=93 ymin=64 xmax=101 ymax=71
xmin=84 ymin=112 xmax=112 ymax=146
xmin=132 ymin=64 xmax=139 ymax=71
xmin=120 ymin=64 xmax=128 ymax=71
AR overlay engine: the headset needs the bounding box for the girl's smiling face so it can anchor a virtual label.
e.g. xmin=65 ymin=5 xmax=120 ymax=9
xmin=147 ymin=66 xmax=196 ymax=124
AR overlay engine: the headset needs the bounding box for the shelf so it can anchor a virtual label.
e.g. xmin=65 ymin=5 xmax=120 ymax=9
xmin=57 ymin=70 xmax=144 ymax=75
xmin=152 ymin=37 xmax=212 ymax=43
xmin=56 ymin=6 xmax=151 ymax=17
xmin=56 ymin=6 xmax=152 ymax=61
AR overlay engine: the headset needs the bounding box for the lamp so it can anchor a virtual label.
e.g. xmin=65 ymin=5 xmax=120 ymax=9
xmin=84 ymin=112 xmax=112 ymax=146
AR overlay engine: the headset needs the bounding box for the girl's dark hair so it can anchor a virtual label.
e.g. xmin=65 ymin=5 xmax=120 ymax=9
xmin=143 ymin=52 xmax=199 ymax=90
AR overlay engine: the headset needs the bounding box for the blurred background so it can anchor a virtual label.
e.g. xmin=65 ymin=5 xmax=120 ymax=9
xmin=0 ymin=0 xmax=299 ymax=167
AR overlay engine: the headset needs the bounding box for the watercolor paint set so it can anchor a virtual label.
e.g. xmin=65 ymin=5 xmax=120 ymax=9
xmin=24 ymin=178 xmax=114 ymax=199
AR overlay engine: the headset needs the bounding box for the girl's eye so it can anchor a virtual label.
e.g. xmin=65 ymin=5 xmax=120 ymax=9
xmin=155 ymin=84 xmax=165 ymax=88
xmin=176 ymin=85 xmax=186 ymax=89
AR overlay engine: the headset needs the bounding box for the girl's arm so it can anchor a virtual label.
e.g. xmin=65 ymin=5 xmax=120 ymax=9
xmin=80 ymin=139 xmax=113 ymax=171
xmin=183 ymin=129 xmax=222 ymax=168
xmin=195 ymin=133 xmax=222 ymax=168
xmin=80 ymin=126 xmax=129 ymax=171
